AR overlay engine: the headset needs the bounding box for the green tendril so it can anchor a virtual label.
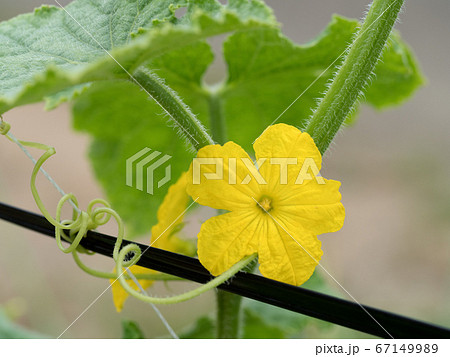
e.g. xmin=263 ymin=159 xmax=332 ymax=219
xmin=1 ymin=120 xmax=254 ymax=306
xmin=116 ymin=244 xmax=257 ymax=305
xmin=71 ymin=251 xmax=182 ymax=281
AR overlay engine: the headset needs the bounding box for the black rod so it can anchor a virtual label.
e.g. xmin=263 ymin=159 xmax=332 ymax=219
xmin=0 ymin=201 xmax=449 ymax=338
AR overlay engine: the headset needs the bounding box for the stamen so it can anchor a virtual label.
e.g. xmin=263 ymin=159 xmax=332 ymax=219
xmin=258 ymin=196 xmax=272 ymax=212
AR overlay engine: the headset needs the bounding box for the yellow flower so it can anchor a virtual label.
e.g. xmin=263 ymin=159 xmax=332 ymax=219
xmin=111 ymin=172 xmax=193 ymax=312
xmin=186 ymin=124 xmax=345 ymax=286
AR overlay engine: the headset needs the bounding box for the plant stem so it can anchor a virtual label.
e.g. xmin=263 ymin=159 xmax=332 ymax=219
xmin=208 ymin=90 xmax=242 ymax=337
xmin=133 ymin=68 xmax=214 ymax=151
xmin=216 ymin=257 xmax=258 ymax=338
xmin=216 ymin=290 xmax=243 ymax=338
xmin=209 ymin=87 xmax=237 ymax=337
xmin=207 ymin=89 xmax=237 ymax=337
xmin=208 ymin=90 xmax=227 ymax=145
xmin=305 ymin=0 xmax=405 ymax=154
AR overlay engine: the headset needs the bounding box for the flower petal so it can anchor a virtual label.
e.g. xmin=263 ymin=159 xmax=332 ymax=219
xmin=253 ymin=124 xmax=322 ymax=191
xmin=258 ymin=217 xmax=323 ymax=286
xmin=151 ymin=172 xmax=189 ymax=250
xmin=187 ymin=142 xmax=261 ymax=211
xmin=275 ymin=178 xmax=345 ymax=235
xmin=198 ymin=210 xmax=260 ymax=276
xmin=110 ymin=265 xmax=154 ymax=312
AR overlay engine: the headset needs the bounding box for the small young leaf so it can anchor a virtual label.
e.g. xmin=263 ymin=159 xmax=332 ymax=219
xmin=121 ymin=320 xmax=145 ymax=339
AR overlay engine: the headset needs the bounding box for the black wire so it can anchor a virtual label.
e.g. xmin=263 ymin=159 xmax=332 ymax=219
xmin=0 ymin=201 xmax=449 ymax=338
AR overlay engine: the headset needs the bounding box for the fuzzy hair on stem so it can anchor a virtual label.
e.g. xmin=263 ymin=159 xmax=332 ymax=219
xmin=305 ymin=0 xmax=405 ymax=154
xmin=133 ymin=67 xmax=214 ymax=151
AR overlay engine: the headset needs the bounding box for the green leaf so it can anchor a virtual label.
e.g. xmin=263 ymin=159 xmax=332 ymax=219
xmin=364 ymin=31 xmax=425 ymax=109
xmin=146 ymin=41 xmax=213 ymax=125
xmin=0 ymin=0 xmax=277 ymax=114
xmin=242 ymin=308 xmax=286 ymax=338
xmin=179 ymin=316 xmax=215 ymax=339
xmin=44 ymin=83 xmax=90 ymax=111
xmin=72 ymin=80 xmax=194 ymax=236
xmin=121 ymin=320 xmax=145 ymax=339
xmin=0 ymin=309 xmax=49 ymax=339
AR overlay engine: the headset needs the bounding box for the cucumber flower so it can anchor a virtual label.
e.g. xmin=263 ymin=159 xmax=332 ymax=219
xmin=111 ymin=172 xmax=194 ymax=312
xmin=187 ymin=124 xmax=345 ymax=286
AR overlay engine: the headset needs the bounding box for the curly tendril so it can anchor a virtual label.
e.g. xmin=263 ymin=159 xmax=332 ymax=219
xmin=1 ymin=120 xmax=255 ymax=306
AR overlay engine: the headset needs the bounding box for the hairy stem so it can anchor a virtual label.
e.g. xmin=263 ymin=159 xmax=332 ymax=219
xmin=208 ymin=90 xmax=240 ymax=337
xmin=216 ymin=290 xmax=242 ymax=338
xmin=133 ymin=68 xmax=214 ymax=150
xmin=305 ymin=0 xmax=405 ymax=154
xmin=216 ymin=258 xmax=257 ymax=338
xmin=207 ymin=91 xmax=237 ymax=337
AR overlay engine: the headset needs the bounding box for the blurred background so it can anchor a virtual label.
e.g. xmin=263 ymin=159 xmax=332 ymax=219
xmin=0 ymin=0 xmax=449 ymax=338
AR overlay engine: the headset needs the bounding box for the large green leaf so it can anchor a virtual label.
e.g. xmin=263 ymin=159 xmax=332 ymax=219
xmin=0 ymin=0 xmax=277 ymax=113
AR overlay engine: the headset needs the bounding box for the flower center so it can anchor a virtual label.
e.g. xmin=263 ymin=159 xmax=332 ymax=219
xmin=258 ymin=196 xmax=272 ymax=212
